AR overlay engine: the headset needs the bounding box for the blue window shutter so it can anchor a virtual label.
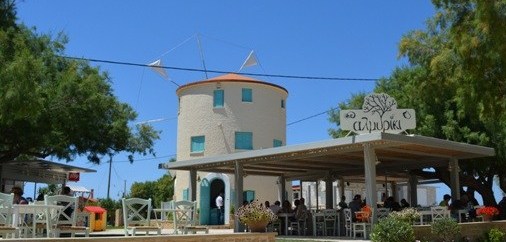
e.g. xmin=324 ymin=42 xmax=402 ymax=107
xmin=183 ymin=188 xmax=189 ymax=201
xmin=235 ymin=132 xmax=253 ymax=150
xmin=273 ymin=139 xmax=283 ymax=147
xmin=214 ymin=90 xmax=224 ymax=108
xmin=242 ymin=88 xmax=252 ymax=102
xmin=191 ymin=136 xmax=205 ymax=152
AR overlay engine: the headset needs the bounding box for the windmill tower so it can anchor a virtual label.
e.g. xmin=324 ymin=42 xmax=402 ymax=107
xmin=175 ymin=73 xmax=288 ymax=225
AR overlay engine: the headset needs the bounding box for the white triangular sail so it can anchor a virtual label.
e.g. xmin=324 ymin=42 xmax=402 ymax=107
xmin=239 ymin=50 xmax=258 ymax=71
xmin=148 ymin=59 xmax=169 ymax=79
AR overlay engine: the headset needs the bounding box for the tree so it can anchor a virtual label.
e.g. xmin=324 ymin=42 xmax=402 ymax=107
xmin=129 ymin=174 xmax=174 ymax=208
xmin=0 ymin=0 xmax=159 ymax=167
xmin=329 ymin=0 xmax=506 ymax=205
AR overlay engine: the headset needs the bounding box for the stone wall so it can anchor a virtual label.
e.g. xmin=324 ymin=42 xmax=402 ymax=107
xmin=413 ymin=221 xmax=506 ymax=241
xmin=2 ymin=233 xmax=276 ymax=242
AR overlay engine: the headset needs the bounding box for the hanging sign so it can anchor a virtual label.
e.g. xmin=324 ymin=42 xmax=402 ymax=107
xmin=68 ymin=172 xmax=80 ymax=182
xmin=340 ymin=93 xmax=416 ymax=134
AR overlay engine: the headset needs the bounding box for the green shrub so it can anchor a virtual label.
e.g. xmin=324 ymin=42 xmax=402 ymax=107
xmin=370 ymin=216 xmax=415 ymax=242
xmin=431 ymin=217 xmax=460 ymax=242
xmin=487 ymin=228 xmax=506 ymax=242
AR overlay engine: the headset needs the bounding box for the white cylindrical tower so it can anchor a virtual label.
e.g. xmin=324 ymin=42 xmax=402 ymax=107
xmin=174 ymin=73 xmax=288 ymax=224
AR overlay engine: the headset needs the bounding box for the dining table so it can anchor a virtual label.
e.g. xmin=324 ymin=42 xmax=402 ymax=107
xmin=12 ymin=204 xmax=63 ymax=238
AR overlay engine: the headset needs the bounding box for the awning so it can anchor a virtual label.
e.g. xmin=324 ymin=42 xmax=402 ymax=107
xmin=1 ymin=159 xmax=96 ymax=184
xmin=159 ymin=133 xmax=495 ymax=181
xmin=66 ymin=185 xmax=90 ymax=193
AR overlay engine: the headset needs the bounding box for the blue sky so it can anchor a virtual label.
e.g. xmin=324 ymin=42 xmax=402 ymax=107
xmin=15 ymin=1 xmax=502 ymax=203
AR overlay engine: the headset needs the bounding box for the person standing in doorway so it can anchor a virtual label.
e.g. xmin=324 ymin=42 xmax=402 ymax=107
xmin=216 ymin=192 xmax=224 ymax=224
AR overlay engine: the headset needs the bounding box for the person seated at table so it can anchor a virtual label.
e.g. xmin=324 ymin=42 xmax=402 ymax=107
xmin=349 ymin=194 xmax=362 ymax=221
xmin=338 ymin=196 xmax=348 ymax=210
xmin=439 ymin=194 xmax=451 ymax=207
xmin=11 ymin=186 xmax=28 ymax=204
xmin=279 ymin=200 xmax=293 ymax=214
xmin=356 ymin=203 xmax=372 ymax=222
xmin=294 ymin=198 xmax=309 ymax=220
xmin=449 ymin=198 xmax=465 ymax=221
xmin=270 ymin=201 xmax=282 ymax=214
xmin=400 ymin=198 xmax=410 ymax=209
xmin=382 ymin=196 xmax=400 ymax=211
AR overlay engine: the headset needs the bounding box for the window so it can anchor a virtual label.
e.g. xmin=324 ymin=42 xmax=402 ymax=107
xmin=242 ymin=88 xmax=252 ymax=102
xmin=235 ymin=132 xmax=253 ymax=150
xmin=273 ymin=139 xmax=283 ymax=147
xmin=191 ymin=136 xmax=205 ymax=153
xmin=281 ymin=99 xmax=285 ymax=108
xmin=183 ymin=188 xmax=189 ymax=201
xmin=213 ymin=89 xmax=224 ymax=108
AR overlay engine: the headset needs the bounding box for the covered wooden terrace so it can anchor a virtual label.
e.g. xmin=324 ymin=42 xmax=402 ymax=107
xmin=159 ymin=132 xmax=494 ymax=231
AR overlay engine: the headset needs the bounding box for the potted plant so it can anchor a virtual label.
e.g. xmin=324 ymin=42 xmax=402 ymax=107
xmin=235 ymin=200 xmax=277 ymax=232
xmin=477 ymin=206 xmax=499 ymax=221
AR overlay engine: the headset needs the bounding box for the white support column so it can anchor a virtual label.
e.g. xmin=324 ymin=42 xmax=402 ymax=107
xmin=449 ymin=158 xmax=460 ymax=200
xmin=315 ymin=181 xmax=320 ymax=210
xmin=189 ymin=169 xmax=197 ymax=202
xmin=363 ymin=143 xmax=378 ymax=224
xmin=234 ymin=161 xmax=244 ymax=232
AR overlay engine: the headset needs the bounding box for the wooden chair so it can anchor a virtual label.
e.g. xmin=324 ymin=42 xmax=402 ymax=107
xmin=343 ymin=208 xmax=353 ymax=237
xmin=431 ymin=206 xmax=450 ymax=222
xmin=122 ymin=197 xmax=161 ymax=236
xmin=376 ymin=207 xmax=390 ymax=220
xmin=323 ymin=209 xmax=338 ymax=236
xmin=45 ymin=195 xmax=90 ymax=237
xmin=353 ymin=206 xmax=372 ymax=239
xmin=0 ymin=192 xmax=18 ymax=238
xmin=290 ymin=211 xmax=308 ymax=236
xmin=173 ymin=200 xmax=208 ymax=234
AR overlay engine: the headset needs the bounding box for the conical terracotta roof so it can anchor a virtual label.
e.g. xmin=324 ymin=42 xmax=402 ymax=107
xmin=176 ymin=73 xmax=288 ymax=94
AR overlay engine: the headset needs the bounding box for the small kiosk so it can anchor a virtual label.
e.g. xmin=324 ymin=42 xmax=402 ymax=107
xmin=84 ymin=206 xmax=107 ymax=231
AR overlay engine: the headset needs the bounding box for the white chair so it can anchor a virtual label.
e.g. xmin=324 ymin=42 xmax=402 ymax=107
xmin=353 ymin=209 xmax=372 ymax=239
xmin=173 ymin=200 xmax=208 ymax=234
xmin=431 ymin=206 xmax=450 ymax=222
xmin=122 ymin=197 xmax=161 ymax=236
xmin=45 ymin=195 xmax=90 ymax=237
xmin=376 ymin=208 xmax=390 ymax=220
xmin=0 ymin=192 xmax=18 ymax=238
xmin=290 ymin=211 xmax=308 ymax=236
xmin=343 ymin=208 xmax=353 ymax=237
xmin=323 ymin=209 xmax=338 ymax=236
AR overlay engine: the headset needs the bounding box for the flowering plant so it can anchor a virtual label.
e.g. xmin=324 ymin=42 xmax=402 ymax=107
xmin=389 ymin=208 xmax=420 ymax=224
xmin=235 ymin=200 xmax=277 ymax=224
xmin=477 ymin=206 xmax=499 ymax=217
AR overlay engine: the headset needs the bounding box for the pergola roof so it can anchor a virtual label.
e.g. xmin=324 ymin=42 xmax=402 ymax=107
xmin=2 ymin=159 xmax=96 ymax=184
xmin=159 ymin=133 xmax=495 ymax=182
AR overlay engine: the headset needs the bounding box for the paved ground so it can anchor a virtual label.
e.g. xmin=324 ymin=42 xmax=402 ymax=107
xmin=89 ymin=228 xmax=370 ymax=241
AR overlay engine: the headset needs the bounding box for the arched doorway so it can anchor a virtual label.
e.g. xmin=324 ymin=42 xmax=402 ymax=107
xmin=199 ymin=173 xmax=230 ymax=225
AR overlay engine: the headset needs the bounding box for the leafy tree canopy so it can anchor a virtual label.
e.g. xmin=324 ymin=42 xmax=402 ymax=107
xmin=329 ymin=0 xmax=506 ymax=205
xmin=0 ymin=0 xmax=159 ymax=165
xmin=129 ymin=174 xmax=174 ymax=208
